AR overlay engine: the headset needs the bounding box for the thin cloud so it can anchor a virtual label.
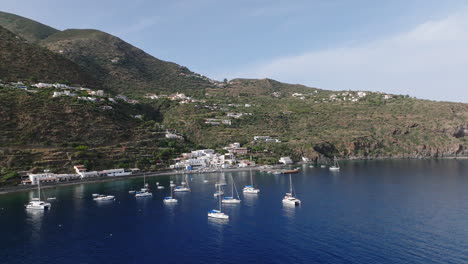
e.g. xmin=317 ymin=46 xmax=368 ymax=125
xmin=233 ymin=10 xmax=468 ymax=103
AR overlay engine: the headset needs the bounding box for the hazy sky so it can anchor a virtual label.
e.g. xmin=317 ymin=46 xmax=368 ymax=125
xmin=2 ymin=0 xmax=468 ymax=102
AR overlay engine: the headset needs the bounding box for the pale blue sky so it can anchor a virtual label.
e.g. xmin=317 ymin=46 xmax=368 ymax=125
xmin=2 ymin=0 xmax=468 ymax=102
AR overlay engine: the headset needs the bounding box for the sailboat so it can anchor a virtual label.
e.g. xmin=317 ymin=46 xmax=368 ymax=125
xmin=329 ymin=156 xmax=340 ymax=171
xmin=174 ymin=174 xmax=190 ymax=192
xmin=222 ymin=175 xmax=241 ymax=204
xmin=243 ymin=168 xmax=260 ymax=194
xmin=282 ymin=174 xmax=301 ymax=206
xmin=163 ymin=182 xmax=178 ymax=203
xmin=140 ymin=174 xmax=149 ymax=192
xmin=156 ymin=182 xmax=165 ymax=189
xmin=208 ymin=183 xmax=229 ymax=219
xmin=213 ymin=183 xmax=224 ymax=197
xmin=26 ymin=180 xmax=51 ymax=210
xmin=135 ymin=174 xmax=152 ymax=197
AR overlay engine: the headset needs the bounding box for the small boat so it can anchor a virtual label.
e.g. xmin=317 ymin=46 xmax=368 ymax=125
xmin=329 ymin=156 xmax=340 ymax=171
xmin=94 ymin=195 xmax=115 ymax=201
xmin=213 ymin=190 xmax=224 ymax=197
xmin=282 ymin=174 xmax=301 ymax=206
xmin=174 ymin=175 xmax=191 ymax=192
xmin=128 ymin=190 xmax=136 ymax=194
xmin=272 ymin=171 xmax=282 ymax=175
xmin=92 ymin=193 xmax=100 ymax=197
xmin=156 ymin=182 xmax=165 ymax=189
xmin=26 ymin=199 xmax=52 ymax=210
xmin=243 ymin=168 xmax=260 ymax=194
xmin=136 ymin=174 xmax=152 ymax=197
xmin=222 ymin=175 xmax=241 ymax=204
xmin=135 ymin=191 xmax=152 ymax=197
xmin=283 ymin=169 xmax=300 ymax=174
xmin=25 ymin=180 xmax=51 ymax=210
xmin=309 ymin=165 xmax=315 ymax=168
xmin=163 ymin=185 xmax=178 ymax=203
xmin=47 ymin=197 xmax=57 ymax=201
xmin=203 ymin=180 xmax=208 ymax=183
xmin=208 ymin=209 xmax=229 ymax=219
xmin=320 ymin=165 xmax=327 ymax=168
xmin=208 ymin=183 xmax=229 ymax=220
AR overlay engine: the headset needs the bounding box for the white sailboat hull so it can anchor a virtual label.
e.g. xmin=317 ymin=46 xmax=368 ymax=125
xmin=243 ymin=187 xmax=260 ymax=194
xmin=208 ymin=212 xmax=229 ymax=219
xmin=222 ymin=198 xmax=241 ymax=204
xmin=163 ymin=197 xmax=178 ymax=203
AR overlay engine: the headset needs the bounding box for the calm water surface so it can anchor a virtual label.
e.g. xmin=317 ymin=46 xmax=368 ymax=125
xmin=1 ymin=160 xmax=467 ymax=264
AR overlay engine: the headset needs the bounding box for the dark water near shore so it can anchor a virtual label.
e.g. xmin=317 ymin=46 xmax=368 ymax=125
xmin=1 ymin=160 xmax=467 ymax=264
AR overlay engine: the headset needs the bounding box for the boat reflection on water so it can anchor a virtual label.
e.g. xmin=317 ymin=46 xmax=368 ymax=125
xmin=282 ymin=203 xmax=296 ymax=220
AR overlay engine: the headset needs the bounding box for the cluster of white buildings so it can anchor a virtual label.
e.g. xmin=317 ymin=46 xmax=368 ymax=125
xmin=22 ymin=166 xmax=140 ymax=185
xmin=171 ymin=143 xmax=252 ymax=170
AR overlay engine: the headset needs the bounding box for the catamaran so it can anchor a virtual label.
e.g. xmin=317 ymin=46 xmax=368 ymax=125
xmin=329 ymin=156 xmax=340 ymax=171
xmin=163 ymin=182 xmax=178 ymax=203
xmin=25 ymin=180 xmax=51 ymax=210
xmin=282 ymin=174 xmax=301 ymax=206
xmin=243 ymin=168 xmax=260 ymax=194
xmin=174 ymin=174 xmax=190 ymax=192
xmin=208 ymin=183 xmax=229 ymax=219
xmin=222 ymin=175 xmax=241 ymax=204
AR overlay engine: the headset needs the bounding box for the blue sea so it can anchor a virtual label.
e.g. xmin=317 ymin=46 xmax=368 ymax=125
xmin=1 ymin=159 xmax=467 ymax=264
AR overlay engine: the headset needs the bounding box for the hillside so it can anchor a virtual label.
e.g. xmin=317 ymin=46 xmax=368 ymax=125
xmin=40 ymin=29 xmax=215 ymax=95
xmin=0 ymin=11 xmax=58 ymax=42
xmin=0 ymin=26 xmax=97 ymax=86
xmin=0 ymin=11 xmax=467 ymax=185
xmin=160 ymin=86 xmax=468 ymax=161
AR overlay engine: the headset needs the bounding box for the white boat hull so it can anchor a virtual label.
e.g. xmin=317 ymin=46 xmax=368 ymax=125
xmin=208 ymin=212 xmax=229 ymax=219
xmin=243 ymin=187 xmax=260 ymax=194
xmin=329 ymin=166 xmax=340 ymax=171
xmin=94 ymin=195 xmax=115 ymax=201
xmin=163 ymin=197 xmax=178 ymax=203
xmin=174 ymin=187 xmax=190 ymax=192
xmin=222 ymin=198 xmax=241 ymax=204
xmin=282 ymin=197 xmax=301 ymax=206
xmin=26 ymin=201 xmax=52 ymax=210
xmin=135 ymin=192 xmax=152 ymax=197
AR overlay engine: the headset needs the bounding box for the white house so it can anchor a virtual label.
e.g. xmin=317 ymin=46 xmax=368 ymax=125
xmin=279 ymin=157 xmax=293 ymax=165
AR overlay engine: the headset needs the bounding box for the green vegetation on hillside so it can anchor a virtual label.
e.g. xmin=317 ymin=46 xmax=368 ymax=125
xmin=0 ymin=11 xmax=58 ymax=42
xmin=0 ymin=26 xmax=97 ymax=86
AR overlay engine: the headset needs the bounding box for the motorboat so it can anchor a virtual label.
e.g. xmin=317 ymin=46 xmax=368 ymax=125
xmin=94 ymin=195 xmax=115 ymax=201
xmin=135 ymin=191 xmax=152 ymax=197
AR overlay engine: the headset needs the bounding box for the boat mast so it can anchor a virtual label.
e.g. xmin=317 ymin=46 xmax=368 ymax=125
xmin=218 ymin=183 xmax=222 ymax=212
xmin=289 ymin=174 xmax=293 ymax=194
xmin=250 ymin=168 xmax=253 ymax=186
xmin=38 ymin=179 xmax=41 ymax=200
